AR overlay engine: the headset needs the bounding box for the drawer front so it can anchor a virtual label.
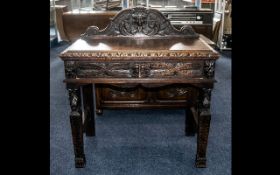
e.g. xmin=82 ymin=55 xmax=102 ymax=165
xmin=143 ymin=62 xmax=203 ymax=78
xmin=101 ymin=86 xmax=146 ymax=101
xmin=156 ymin=86 xmax=199 ymax=100
xmin=96 ymin=85 xmax=199 ymax=105
xmin=76 ymin=62 xmax=137 ymax=78
xmin=65 ymin=61 xmax=206 ymax=79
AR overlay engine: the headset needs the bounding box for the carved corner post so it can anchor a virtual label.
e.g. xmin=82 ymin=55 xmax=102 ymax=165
xmin=67 ymin=83 xmax=86 ymax=168
xmin=196 ymin=87 xmax=212 ymax=168
xmin=82 ymin=84 xmax=96 ymax=136
xmin=185 ymin=108 xmax=196 ymax=136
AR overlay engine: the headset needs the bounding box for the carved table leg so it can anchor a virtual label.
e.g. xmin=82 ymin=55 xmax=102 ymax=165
xmin=82 ymin=84 xmax=96 ymax=136
xmin=67 ymin=84 xmax=86 ymax=168
xmin=185 ymin=107 xmax=196 ymax=136
xmin=195 ymin=88 xmax=212 ymax=168
xmin=95 ymin=85 xmax=103 ymax=115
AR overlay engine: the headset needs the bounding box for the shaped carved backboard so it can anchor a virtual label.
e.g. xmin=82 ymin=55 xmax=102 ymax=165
xmin=81 ymin=7 xmax=199 ymax=39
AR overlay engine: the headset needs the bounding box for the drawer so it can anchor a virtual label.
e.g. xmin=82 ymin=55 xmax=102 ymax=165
xmin=142 ymin=62 xmax=203 ymax=78
xmin=156 ymin=86 xmax=199 ymax=100
xmin=65 ymin=61 xmax=205 ymax=79
xmin=101 ymin=86 xmax=146 ymax=101
xmin=76 ymin=62 xmax=137 ymax=78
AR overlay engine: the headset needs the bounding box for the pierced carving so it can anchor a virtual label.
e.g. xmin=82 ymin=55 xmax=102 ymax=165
xmin=204 ymin=60 xmax=215 ymax=78
xmin=81 ymin=7 xmax=199 ymax=39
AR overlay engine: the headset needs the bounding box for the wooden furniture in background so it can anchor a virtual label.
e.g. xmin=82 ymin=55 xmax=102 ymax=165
xmin=59 ymin=7 xmax=219 ymax=168
xmin=159 ymin=8 xmax=214 ymax=39
xmin=54 ymin=5 xmax=69 ymax=41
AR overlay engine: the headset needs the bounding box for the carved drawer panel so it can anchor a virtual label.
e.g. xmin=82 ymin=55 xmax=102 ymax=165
xmin=101 ymin=87 xmax=146 ymax=101
xmin=65 ymin=61 xmax=206 ymax=79
xmin=76 ymin=62 xmax=137 ymax=78
xmin=145 ymin=62 xmax=203 ymax=78
xmin=156 ymin=86 xmax=199 ymax=100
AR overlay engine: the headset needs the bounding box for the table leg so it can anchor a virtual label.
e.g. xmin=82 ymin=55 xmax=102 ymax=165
xmin=67 ymin=84 xmax=86 ymax=168
xmin=82 ymin=84 xmax=96 ymax=136
xmin=95 ymin=85 xmax=103 ymax=115
xmin=185 ymin=108 xmax=196 ymax=136
xmin=196 ymin=88 xmax=212 ymax=168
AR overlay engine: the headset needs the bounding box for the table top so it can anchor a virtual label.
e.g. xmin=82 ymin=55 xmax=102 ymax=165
xmin=65 ymin=36 xmax=213 ymax=51
xmin=60 ymin=36 xmax=218 ymax=61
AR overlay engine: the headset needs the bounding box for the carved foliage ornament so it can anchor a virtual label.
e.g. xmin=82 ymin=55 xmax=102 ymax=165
xmin=71 ymin=62 xmax=203 ymax=79
xmin=69 ymin=88 xmax=79 ymax=111
xmin=204 ymin=60 xmax=215 ymax=78
xmin=81 ymin=7 xmax=199 ymax=39
xmin=65 ymin=61 xmax=76 ymax=79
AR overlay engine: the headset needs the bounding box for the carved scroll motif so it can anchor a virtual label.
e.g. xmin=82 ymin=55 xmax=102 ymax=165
xmin=76 ymin=62 xmax=138 ymax=78
xmin=72 ymin=62 xmax=203 ymax=79
xmin=81 ymin=7 xmax=199 ymax=39
xmin=145 ymin=62 xmax=203 ymax=78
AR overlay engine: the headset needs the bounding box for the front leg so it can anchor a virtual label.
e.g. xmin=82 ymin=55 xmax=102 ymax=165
xmin=82 ymin=84 xmax=96 ymax=136
xmin=185 ymin=108 xmax=196 ymax=136
xmin=196 ymin=88 xmax=212 ymax=168
xmin=67 ymin=84 xmax=86 ymax=168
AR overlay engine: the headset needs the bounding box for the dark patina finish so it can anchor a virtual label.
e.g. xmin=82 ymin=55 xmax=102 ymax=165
xmin=60 ymin=7 xmax=219 ymax=168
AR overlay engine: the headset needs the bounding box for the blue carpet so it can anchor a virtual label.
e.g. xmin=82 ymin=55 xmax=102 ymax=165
xmin=50 ymin=43 xmax=231 ymax=175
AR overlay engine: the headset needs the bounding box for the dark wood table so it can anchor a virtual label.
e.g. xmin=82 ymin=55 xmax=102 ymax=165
xmin=59 ymin=7 xmax=219 ymax=168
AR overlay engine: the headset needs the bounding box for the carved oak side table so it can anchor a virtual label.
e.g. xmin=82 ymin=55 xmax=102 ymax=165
xmin=59 ymin=7 xmax=219 ymax=168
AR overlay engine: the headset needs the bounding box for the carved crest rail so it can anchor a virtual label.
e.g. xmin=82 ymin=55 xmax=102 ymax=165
xmin=81 ymin=7 xmax=199 ymax=39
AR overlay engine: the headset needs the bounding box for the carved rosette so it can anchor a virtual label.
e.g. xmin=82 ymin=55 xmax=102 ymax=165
xmin=65 ymin=61 xmax=77 ymax=79
xmin=204 ymin=60 xmax=215 ymax=78
xmin=81 ymin=7 xmax=199 ymax=39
